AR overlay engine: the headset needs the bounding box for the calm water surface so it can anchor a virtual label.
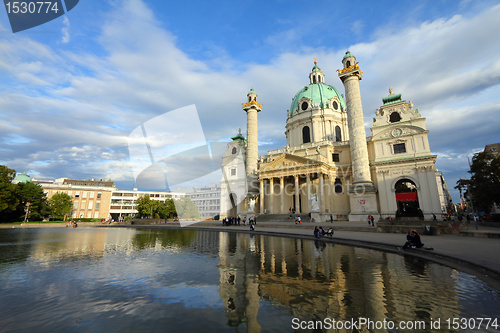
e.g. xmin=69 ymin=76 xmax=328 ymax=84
xmin=0 ymin=227 xmax=499 ymax=332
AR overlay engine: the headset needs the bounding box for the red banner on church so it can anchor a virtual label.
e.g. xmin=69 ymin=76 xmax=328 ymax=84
xmin=396 ymin=192 xmax=418 ymax=202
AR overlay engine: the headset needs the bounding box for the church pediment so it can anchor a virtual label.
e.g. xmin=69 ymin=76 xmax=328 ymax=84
xmin=372 ymin=125 xmax=427 ymax=141
xmin=259 ymin=153 xmax=322 ymax=172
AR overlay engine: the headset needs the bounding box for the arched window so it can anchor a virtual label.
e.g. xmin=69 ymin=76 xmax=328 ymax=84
xmin=248 ymin=96 xmax=251 ymax=102
xmin=335 ymin=126 xmax=342 ymax=142
xmin=390 ymin=112 xmax=401 ymax=123
xmin=302 ymin=126 xmax=311 ymax=144
xmin=334 ymin=178 xmax=343 ymax=193
xmin=231 ymin=147 xmax=237 ymax=154
xmin=346 ymin=60 xmax=351 ymax=67
xmin=313 ymin=76 xmax=317 ymax=84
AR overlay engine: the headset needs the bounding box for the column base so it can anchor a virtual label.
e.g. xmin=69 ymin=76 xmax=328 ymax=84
xmin=311 ymin=211 xmax=321 ymax=223
xmin=348 ymin=183 xmax=379 ymax=222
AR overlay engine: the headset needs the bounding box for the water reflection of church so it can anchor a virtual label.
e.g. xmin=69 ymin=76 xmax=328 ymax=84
xmin=221 ymin=52 xmax=445 ymax=222
xmin=217 ymin=232 xmax=459 ymax=331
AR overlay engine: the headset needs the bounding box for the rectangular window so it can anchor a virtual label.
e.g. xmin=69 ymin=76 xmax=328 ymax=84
xmin=394 ymin=143 xmax=406 ymax=154
xmin=90 ymin=192 xmax=95 ymax=199
xmin=94 ymin=212 xmax=99 ymax=219
xmin=81 ymin=202 xmax=86 ymax=209
xmin=231 ymin=168 xmax=236 ymax=176
xmin=82 ymin=192 xmax=87 ymax=198
xmin=332 ymin=153 xmax=340 ymax=162
xmin=88 ymin=201 xmax=93 ymax=209
xmin=97 ymin=193 xmax=102 ymax=199
xmin=73 ymin=201 xmax=78 ymax=209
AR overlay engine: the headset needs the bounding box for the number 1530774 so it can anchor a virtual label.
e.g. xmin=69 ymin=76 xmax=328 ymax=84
xmin=5 ymin=1 xmax=59 ymax=14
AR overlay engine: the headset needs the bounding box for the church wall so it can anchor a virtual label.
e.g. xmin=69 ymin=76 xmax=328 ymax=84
xmin=286 ymin=110 xmax=348 ymax=147
xmin=373 ymin=159 xmax=442 ymax=219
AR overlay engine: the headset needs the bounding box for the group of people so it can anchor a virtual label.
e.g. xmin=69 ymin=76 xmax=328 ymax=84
xmin=66 ymin=220 xmax=78 ymax=228
xmin=222 ymin=216 xmax=241 ymax=226
xmin=222 ymin=216 xmax=257 ymax=227
xmin=367 ymin=215 xmax=375 ymax=226
xmin=313 ymin=226 xmax=333 ymax=238
xmin=402 ymin=229 xmax=424 ymax=249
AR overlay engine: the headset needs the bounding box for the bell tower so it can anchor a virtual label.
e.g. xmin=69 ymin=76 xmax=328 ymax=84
xmin=338 ymin=51 xmax=379 ymax=221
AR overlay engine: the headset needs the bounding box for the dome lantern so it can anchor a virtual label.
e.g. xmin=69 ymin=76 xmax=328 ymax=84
xmin=309 ymin=58 xmax=325 ymax=84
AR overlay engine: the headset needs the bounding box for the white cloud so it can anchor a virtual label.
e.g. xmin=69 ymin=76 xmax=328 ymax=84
xmin=61 ymin=17 xmax=70 ymax=44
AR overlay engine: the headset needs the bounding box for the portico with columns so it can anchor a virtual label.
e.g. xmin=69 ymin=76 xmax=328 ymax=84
xmin=256 ymin=153 xmax=351 ymax=219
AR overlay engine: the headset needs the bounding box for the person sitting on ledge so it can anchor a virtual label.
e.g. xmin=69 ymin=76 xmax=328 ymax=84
xmin=402 ymin=229 xmax=424 ymax=249
xmin=314 ymin=226 xmax=321 ymax=238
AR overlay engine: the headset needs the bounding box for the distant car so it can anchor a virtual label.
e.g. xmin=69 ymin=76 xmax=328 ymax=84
xmin=482 ymin=215 xmax=492 ymax=221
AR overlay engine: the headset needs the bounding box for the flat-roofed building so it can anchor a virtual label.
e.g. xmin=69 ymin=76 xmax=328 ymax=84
xmin=184 ymin=184 xmax=221 ymax=220
xmin=109 ymin=189 xmax=185 ymax=221
xmin=35 ymin=178 xmax=116 ymax=219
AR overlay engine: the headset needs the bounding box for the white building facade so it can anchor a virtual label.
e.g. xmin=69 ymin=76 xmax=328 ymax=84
xmin=221 ymin=52 xmax=445 ymax=222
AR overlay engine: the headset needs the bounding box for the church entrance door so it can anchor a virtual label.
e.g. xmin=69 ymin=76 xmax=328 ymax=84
xmin=395 ymin=179 xmax=420 ymax=218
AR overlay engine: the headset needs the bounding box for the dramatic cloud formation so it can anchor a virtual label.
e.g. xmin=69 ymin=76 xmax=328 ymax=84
xmin=0 ymin=0 xmax=499 ymax=202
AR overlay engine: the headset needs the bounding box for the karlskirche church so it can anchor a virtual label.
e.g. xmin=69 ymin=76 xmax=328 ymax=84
xmin=220 ymin=52 xmax=443 ymax=222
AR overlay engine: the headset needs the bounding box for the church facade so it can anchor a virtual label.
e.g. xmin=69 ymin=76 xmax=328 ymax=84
xmin=221 ymin=52 xmax=443 ymax=222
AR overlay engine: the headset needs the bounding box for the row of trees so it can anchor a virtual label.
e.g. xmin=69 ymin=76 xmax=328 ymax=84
xmin=455 ymin=152 xmax=500 ymax=214
xmin=134 ymin=195 xmax=200 ymax=219
xmin=1 ymin=165 xmax=74 ymax=222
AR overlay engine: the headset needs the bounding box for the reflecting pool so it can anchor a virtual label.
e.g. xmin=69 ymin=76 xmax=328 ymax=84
xmin=0 ymin=228 xmax=499 ymax=332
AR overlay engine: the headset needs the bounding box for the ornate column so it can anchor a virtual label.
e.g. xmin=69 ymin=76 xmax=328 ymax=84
xmin=269 ymin=177 xmax=274 ymax=214
xmin=259 ymin=178 xmax=264 ymax=214
xmin=306 ymin=174 xmax=311 ymax=213
xmin=338 ymin=51 xmax=378 ymax=221
xmin=319 ymin=173 xmax=324 ymax=212
xmin=280 ymin=177 xmax=285 ymax=214
xmin=242 ymin=89 xmax=262 ymax=176
xmin=294 ymin=175 xmax=300 ymax=213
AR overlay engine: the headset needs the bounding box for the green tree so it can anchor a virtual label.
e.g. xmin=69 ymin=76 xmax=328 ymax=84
xmin=174 ymin=196 xmax=200 ymax=219
xmin=136 ymin=196 xmax=178 ymax=219
xmin=14 ymin=182 xmax=50 ymax=221
xmin=0 ymin=165 xmax=18 ymax=220
xmin=457 ymin=152 xmax=500 ymax=213
xmin=135 ymin=195 xmax=155 ymax=218
xmin=161 ymin=198 xmax=177 ymax=219
xmin=48 ymin=192 xmax=73 ymax=220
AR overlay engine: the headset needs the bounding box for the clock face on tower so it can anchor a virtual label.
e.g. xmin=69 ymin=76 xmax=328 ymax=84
xmin=392 ymin=128 xmax=403 ymax=137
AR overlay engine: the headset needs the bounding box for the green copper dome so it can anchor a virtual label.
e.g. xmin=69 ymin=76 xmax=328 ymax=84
xmin=343 ymin=50 xmax=355 ymax=60
xmin=14 ymin=170 xmax=31 ymax=183
xmin=290 ymin=83 xmax=346 ymax=117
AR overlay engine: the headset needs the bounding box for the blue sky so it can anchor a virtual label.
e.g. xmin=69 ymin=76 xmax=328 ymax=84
xmin=1 ymin=0 xmax=500 ymax=202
